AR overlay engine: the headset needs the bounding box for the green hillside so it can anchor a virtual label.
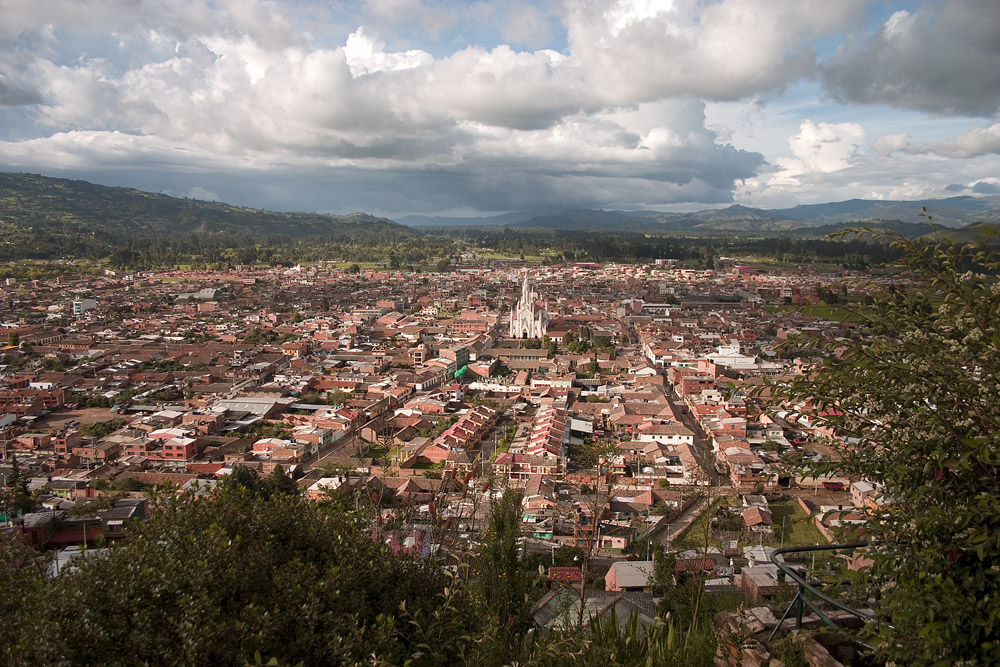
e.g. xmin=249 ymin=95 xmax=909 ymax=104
xmin=0 ymin=172 xmax=409 ymax=238
xmin=0 ymin=172 xmax=432 ymax=266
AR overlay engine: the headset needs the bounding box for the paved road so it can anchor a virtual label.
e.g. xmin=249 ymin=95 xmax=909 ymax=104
xmin=662 ymin=384 xmax=725 ymax=485
xmin=304 ymin=429 xmax=363 ymax=471
xmin=652 ymin=495 xmax=711 ymax=547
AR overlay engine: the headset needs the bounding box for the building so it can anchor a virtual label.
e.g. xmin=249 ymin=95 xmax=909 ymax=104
xmin=605 ymin=560 xmax=655 ymax=592
xmin=509 ymin=271 xmax=549 ymax=339
xmin=72 ymin=298 xmax=98 ymax=316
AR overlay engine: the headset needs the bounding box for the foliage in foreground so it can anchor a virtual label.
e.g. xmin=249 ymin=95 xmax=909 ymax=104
xmin=0 ymin=482 xmax=726 ymax=666
xmin=773 ymin=226 xmax=1000 ymax=665
xmin=1 ymin=486 xmax=461 ymax=666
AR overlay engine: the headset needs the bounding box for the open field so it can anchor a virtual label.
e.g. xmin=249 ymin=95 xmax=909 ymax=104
xmin=671 ymin=495 xmax=831 ymax=554
xmin=35 ymin=407 xmax=118 ymax=430
xmin=767 ymin=499 xmax=830 ymax=548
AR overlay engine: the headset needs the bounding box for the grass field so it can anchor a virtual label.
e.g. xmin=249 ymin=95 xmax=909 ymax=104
xmin=671 ymin=496 xmax=831 ymax=555
xmin=766 ymin=499 xmax=830 ymax=548
xmin=770 ymin=303 xmax=863 ymax=322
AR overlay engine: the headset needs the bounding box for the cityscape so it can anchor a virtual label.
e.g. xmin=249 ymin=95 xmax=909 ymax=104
xmin=1 ymin=1 xmax=998 ymax=666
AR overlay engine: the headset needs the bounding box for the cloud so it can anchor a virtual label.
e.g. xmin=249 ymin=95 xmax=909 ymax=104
xmin=784 ymin=119 xmax=865 ymax=174
xmin=874 ymin=124 xmax=1000 ymax=159
xmin=500 ymin=1 xmax=552 ymax=50
xmin=739 ymin=118 xmax=1000 ymax=207
xmin=738 ymin=119 xmax=867 ymax=206
xmin=344 ymin=27 xmax=433 ymax=76
xmin=0 ymin=97 xmax=763 ymax=214
xmin=187 ymin=186 xmax=221 ymax=201
xmin=564 ymin=0 xmax=865 ymax=103
xmin=0 ymin=71 xmax=41 ymax=106
xmin=942 ymin=178 xmax=1000 ymax=195
xmin=821 ymin=1 xmax=1000 ymax=116
xmin=971 ymin=180 xmax=1000 ymax=195
xmin=4 ymin=0 xmax=993 ymax=215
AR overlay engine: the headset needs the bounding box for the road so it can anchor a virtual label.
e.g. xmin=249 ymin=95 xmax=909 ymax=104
xmin=661 ymin=383 xmax=724 ymax=485
xmin=304 ymin=428 xmax=363 ymax=472
xmin=651 ymin=494 xmax=712 ymax=547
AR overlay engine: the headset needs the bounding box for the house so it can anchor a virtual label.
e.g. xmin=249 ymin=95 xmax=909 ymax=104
xmin=548 ymin=566 xmax=582 ymax=587
xmin=533 ymin=589 xmax=659 ymax=633
xmin=742 ymin=506 xmax=773 ymax=532
xmin=851 ymin=480 xmax=876 ymax=507
xmin=605 ymin=560 xmax=655 ymax=592
xmin=739 ymin=564 xmax=793 ymax=599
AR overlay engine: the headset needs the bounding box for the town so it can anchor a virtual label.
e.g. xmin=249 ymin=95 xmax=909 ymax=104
xmin=0 ymin=254 xmax=886 ymax=610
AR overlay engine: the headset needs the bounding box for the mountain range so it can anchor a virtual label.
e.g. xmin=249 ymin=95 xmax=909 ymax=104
xmin=0 ymin=172 xmax=412 ymax=239
xmin=400 ymin=197 xmax=1000 ymax=234
xmin=2 ymin=171 xmax=998 ymax=243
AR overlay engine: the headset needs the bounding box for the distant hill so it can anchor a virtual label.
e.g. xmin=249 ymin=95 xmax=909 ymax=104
xmin=920 ymin=220 xmax=1000 ymax=245
xmin=771 ymin=196 xmax=1000 ymax=227
xmin=399 ymin=196 xmax=1000 ymax=235
xmin=398 ymin=211 xmax=537 ymax=227
xmin=3 ymin=171 xmax=996 ymax=262
xmin=0 ymin=172 xmax=412 ymax=240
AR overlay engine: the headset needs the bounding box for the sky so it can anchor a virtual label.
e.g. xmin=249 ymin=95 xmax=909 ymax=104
xmin=1 ymin=0 xmax=999 ymax=218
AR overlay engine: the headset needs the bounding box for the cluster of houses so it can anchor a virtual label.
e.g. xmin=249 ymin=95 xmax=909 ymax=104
xmin=3 ymin=258 xmax=889 ymax=614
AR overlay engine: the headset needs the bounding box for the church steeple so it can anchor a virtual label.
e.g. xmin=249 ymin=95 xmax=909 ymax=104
xmin=509 ymin=269 xmax=549 ymax=339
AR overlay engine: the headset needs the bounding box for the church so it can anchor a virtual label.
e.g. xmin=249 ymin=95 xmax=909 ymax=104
xmin=509 ymin=271 xmax=549 ymax=339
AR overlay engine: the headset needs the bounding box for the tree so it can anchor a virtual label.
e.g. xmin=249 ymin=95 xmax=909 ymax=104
xmin=771 ymin=226 xmax=1000 ymax=665
xmin=264 ymin=464 xmax=298 ymax=496
xmin=2 ymin=455 xmax=33 ymax=515
xmin=0 ymin=486 xmax=477 ymax=666
xmin=346 ymin=263 xmax=360 ymax=274
xmin=79 ymin=419 xmax=125 ymax=439
xmin=435 ymin=258 xmax=449 ymax=272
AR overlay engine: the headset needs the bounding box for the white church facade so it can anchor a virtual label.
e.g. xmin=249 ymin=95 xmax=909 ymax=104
xmin=509 ymin=271 xmax=549 ymax=339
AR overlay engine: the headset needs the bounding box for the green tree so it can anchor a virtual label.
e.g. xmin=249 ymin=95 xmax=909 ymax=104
xmin=2 ymin=456 xmax=34 ymax=515
xmin=79 ymin=419 xmax=126 ymax=439
xmin=0 ymin=487 xmax=474 ymax=666
xmin=346 ymin=263 xmax=361 ymax=274
xmin=473 ymin=488 xmax=536 ymax=663
xmin=264 ymin=464 xmax=298 ymax=496
xmin=772 ymin=226 xmax=1000 ymax=665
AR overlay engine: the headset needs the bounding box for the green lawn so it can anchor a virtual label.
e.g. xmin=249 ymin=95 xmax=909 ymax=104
xmin=671 ymin=497 xmax=830 ymax=555
xmin=672 ymin=497 xmax=726 ymax=550
xmin=770 ymin=303 xmax=863 ymax=322
xmin=766 ymin=500 xmax=830 ymax=548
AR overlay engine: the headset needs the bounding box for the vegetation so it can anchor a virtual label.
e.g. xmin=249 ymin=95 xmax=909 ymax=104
xmin=1 ymin=456 xmax=34 ymax=515
xmin=0 ymin=172 xmax=912 ymax=272
xmin=0 ymin=482 xmax=470 ymax=666
xmin=78 ymin=419 xmax=126 ymax=439
xmin=772 ymin=224 xmax=1000 ymax=665
xmin=0 ymin=473 xmax=736 ymax=666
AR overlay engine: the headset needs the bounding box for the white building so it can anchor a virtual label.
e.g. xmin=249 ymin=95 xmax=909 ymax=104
xmin=509 ymin=271 xmax=549 ymax=339
xmin=72 ymin=298 xmax=98 ymax=316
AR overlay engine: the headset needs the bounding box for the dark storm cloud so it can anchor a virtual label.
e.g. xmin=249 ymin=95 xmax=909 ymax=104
xmin=972 ymin=181 xmax=1000 ymax=195
xmin=820 ymin=1 xmax=1000 ymax=116
xmin=0 ymin=73 xmax=41 ymax=106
